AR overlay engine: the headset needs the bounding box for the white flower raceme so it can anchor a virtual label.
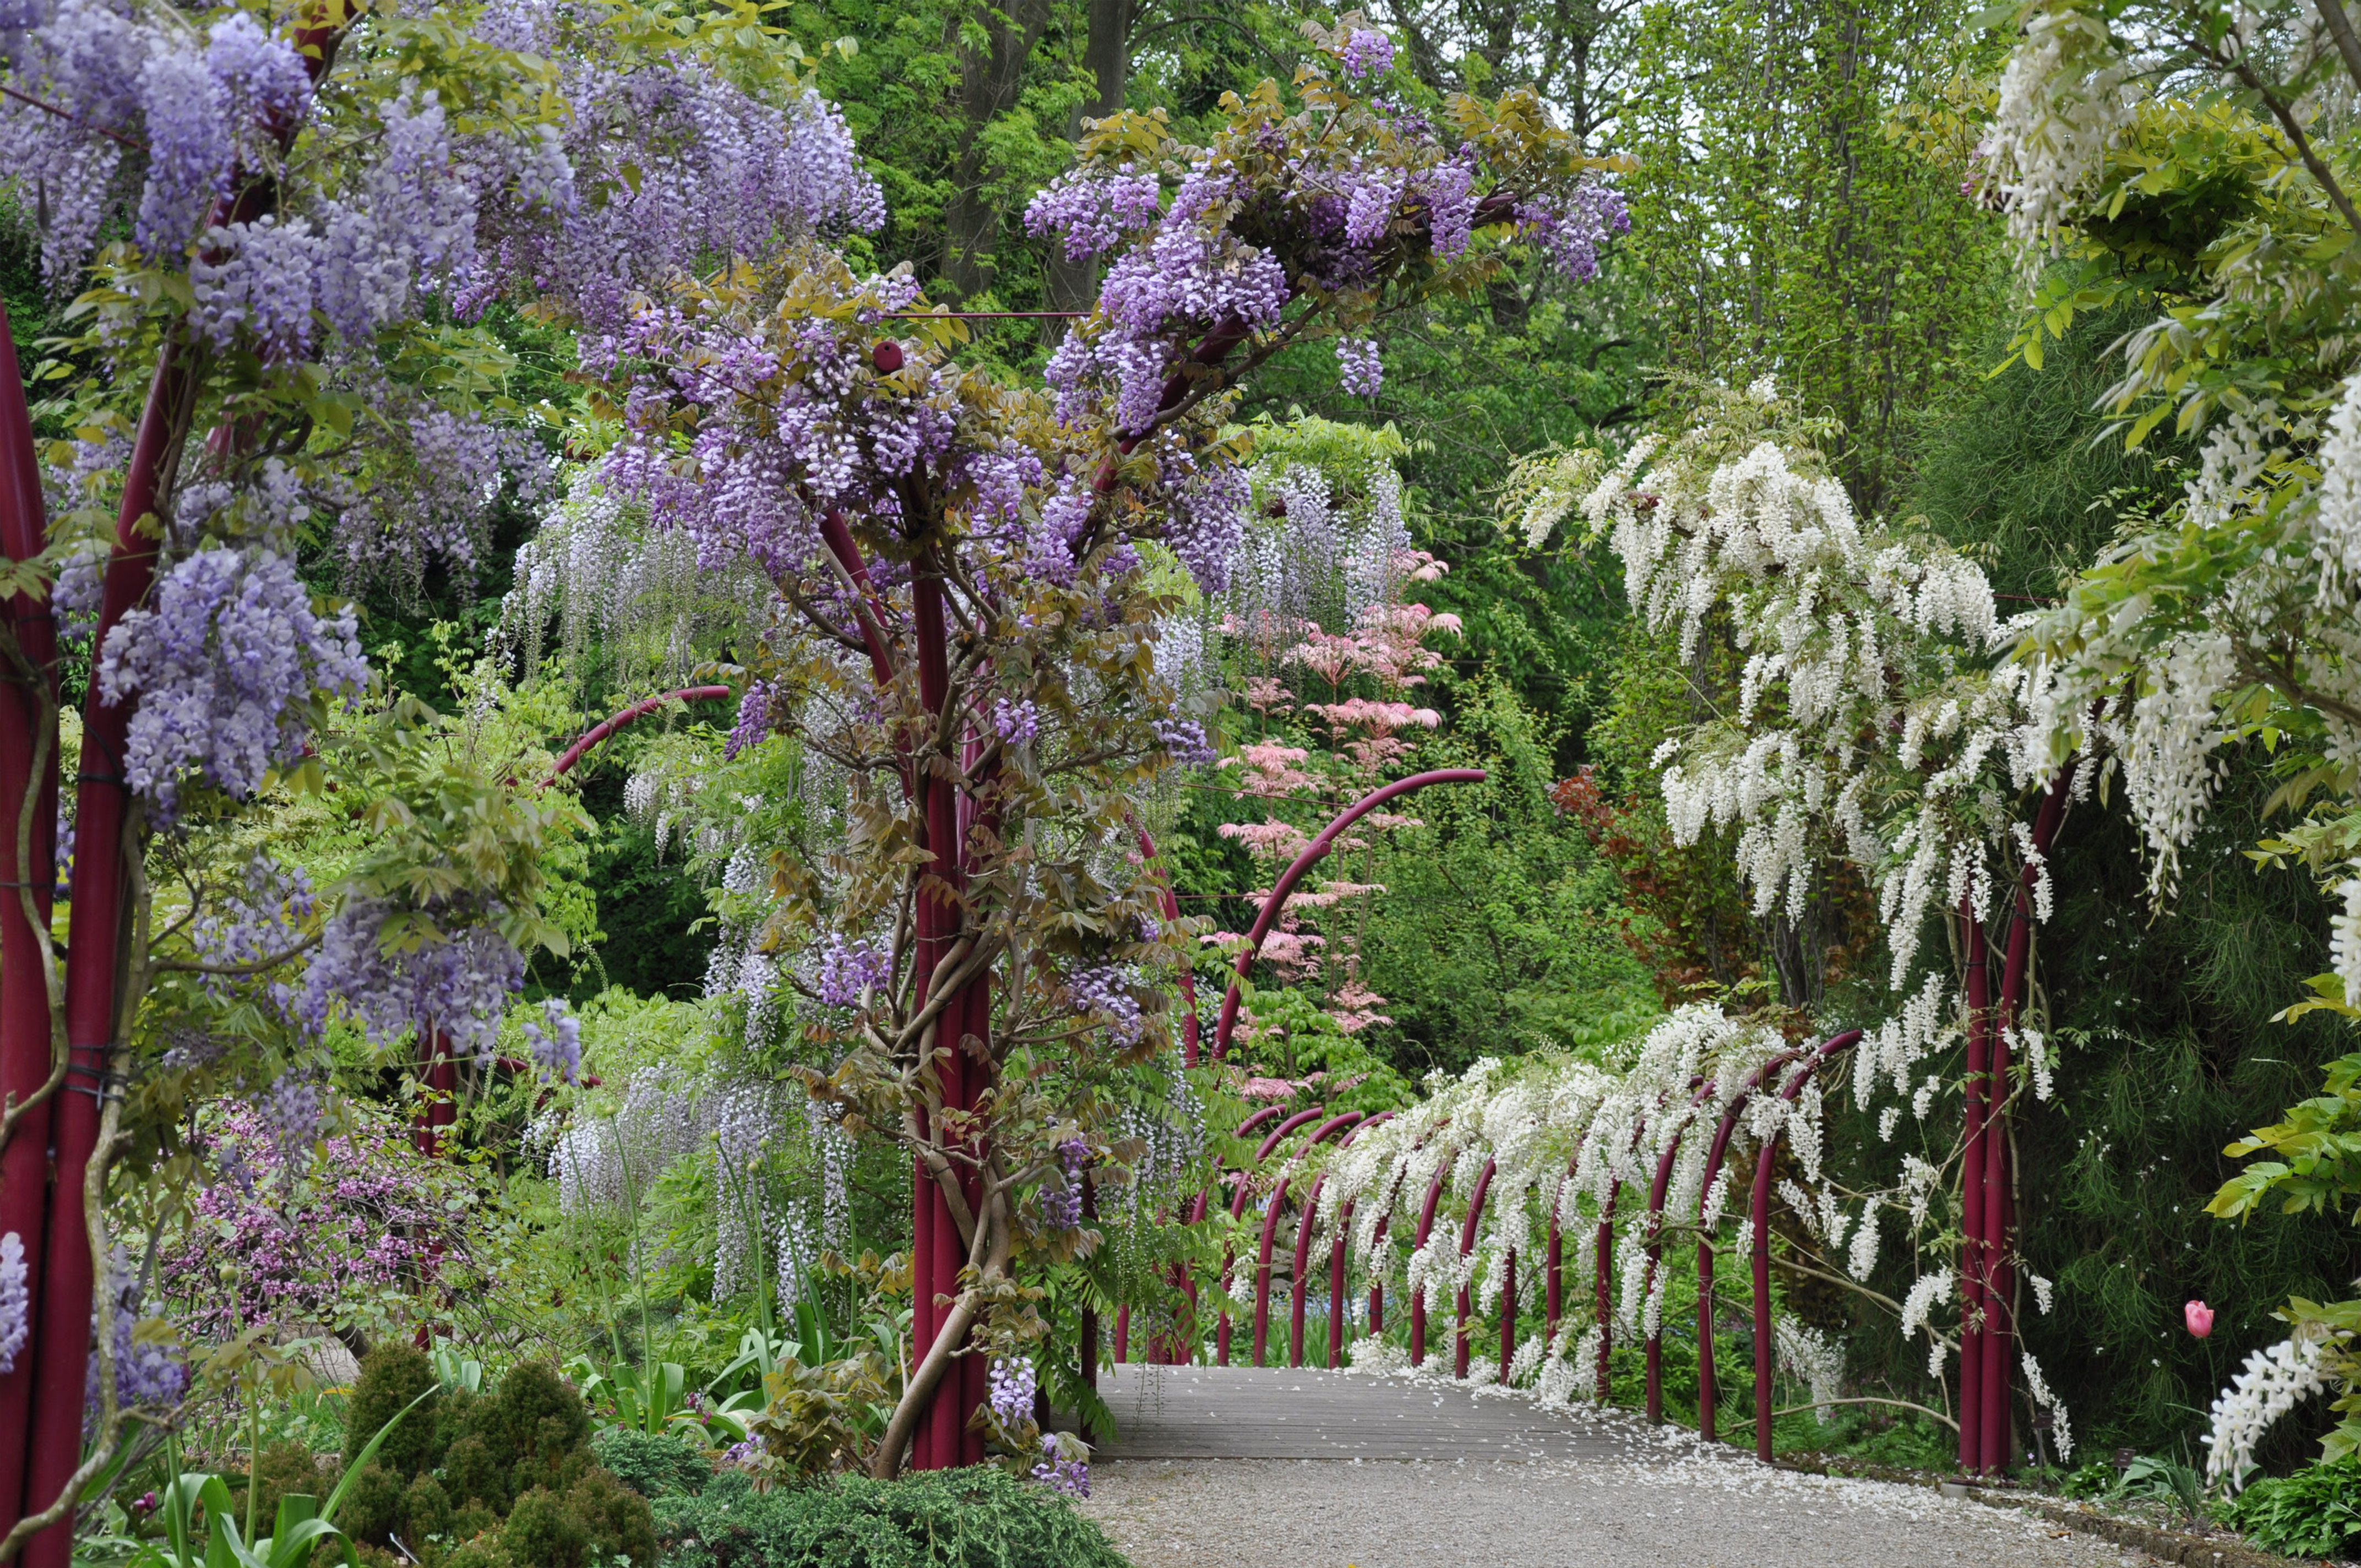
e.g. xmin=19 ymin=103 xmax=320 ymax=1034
xmin=2022 ymin=1351 xmax=2075 ymax=1461
xmin=1985 ymin=5 xmax=2136 ymax=270
xmin=2206 ymin=1335 xmax=2331 ymax=1487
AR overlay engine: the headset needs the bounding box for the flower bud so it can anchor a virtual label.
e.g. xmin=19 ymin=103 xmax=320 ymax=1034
xmin=2185 ymin=1300 xmax=2215 ymax=1338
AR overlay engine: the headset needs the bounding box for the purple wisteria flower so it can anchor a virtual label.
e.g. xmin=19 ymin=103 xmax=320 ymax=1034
xmin=814 ymin=933 xmax=889 ymax=1008
xmin=1032 ymin=1432 xmax=1090 ymax=1497
xmin=1340 ymin=28 xmax=1395 ymax=80
xmin=992 ymin=698 xmax=1040 ymax=746
xmin=1336 ymin=337 xmax=1384 ymax=398
xmin=1150 ymin=716 xmax=1216 ymax=767
xmin=1067 ymin=966 xmax=1145 ymax=1046
xmin=95 ymin=546 xmax=368 ymax=821
xmin=523 ymin=998 xmax=582 ymax=1084
xmin=300 ymin=899 xmax=526 ymax=1062
xmin=988 ymin=1355 xmax=1036 ymax=1429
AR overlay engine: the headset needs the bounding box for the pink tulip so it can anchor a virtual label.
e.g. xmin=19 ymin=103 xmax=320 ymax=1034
xmin=2185 ymin=1300 xmax=2215 ymax=1338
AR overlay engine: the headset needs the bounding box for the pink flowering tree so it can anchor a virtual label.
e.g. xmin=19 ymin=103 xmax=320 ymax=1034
xmin=499 ymin=19 xmax=1625 ymax=1475
xmin=1177 ymin=417 xmax=1462 ymax=1092
xmin=0 ymin=0 xmax=883 ymax=1551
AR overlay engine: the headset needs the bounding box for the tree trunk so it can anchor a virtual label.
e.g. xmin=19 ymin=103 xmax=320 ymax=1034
xmin=1043 ymin=0 xmax=1132 ymax=321
xmin=942 ymin=0 xmax=1057 ymax=302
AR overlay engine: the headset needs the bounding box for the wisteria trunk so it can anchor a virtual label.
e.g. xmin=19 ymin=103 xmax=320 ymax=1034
xmin=0 ymin=299 xmax=59 ymax=1534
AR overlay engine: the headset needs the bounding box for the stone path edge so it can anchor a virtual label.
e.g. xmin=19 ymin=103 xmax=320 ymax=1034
xmin=1771 ymin=1460 xmax=2306 ymax=1568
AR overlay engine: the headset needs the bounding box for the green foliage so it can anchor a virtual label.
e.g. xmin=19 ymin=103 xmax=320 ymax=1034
xmin=1357 ymin=676 xmax=1656 ymax=1075
xmin=2222 ymin=1457 xmax=2361 ymax=1558
xmin=591 ymin=1431 xmax=713 ymax=1500
xmin=650 ymin=1467 xmax=1129 ymax=1568
xmin=1620 ymin=0 xmax=2004 ymax=518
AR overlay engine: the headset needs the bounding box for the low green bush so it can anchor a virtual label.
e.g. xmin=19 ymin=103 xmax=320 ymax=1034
xmin=2222 ymin=1458 xmax=2361 ymax=1558
xmin=651 ymin=1467 xmax=1129 ymax=1568
xmin=595 ymin=1430 xmax=713 ymax=1498
xmin=328 ymin=1345 xmax=658 ymax=1566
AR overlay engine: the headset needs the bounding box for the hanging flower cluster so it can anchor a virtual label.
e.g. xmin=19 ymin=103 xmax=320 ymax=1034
xmin=95 ymin=547 xmax=368 ymax=822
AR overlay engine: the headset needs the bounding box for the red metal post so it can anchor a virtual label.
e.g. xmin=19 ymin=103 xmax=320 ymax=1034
xmin=1693 ymin=1052 xmax=1800 ymax=1445
xmin=1252 ymin=1111 xmax=1359 ymax=1366
xmin=1981 ymin=781 xmax=2069 ymax=1475
xmin=1219 ymin=1107 xmax=1324 ymax=1365
xmin=0 ymin=296 xmax=58 ymax=1529
xmin=1960 ymin=905 xmax=1989 ymax=1477
xmin=1410 ymin=1161 xmax=1451 ymax=1368
xmin=1454 ymin=1158 xmax=1495 ymax=1380
xmin=1748 ymin=1031 xmax=1862 ymax=1463
xmin=1316 ymin=1112 xmax=1390 ymax=1369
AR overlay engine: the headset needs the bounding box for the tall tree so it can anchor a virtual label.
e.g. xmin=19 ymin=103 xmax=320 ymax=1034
xmin=1620 ymin=0 xmax=2001 ymax=516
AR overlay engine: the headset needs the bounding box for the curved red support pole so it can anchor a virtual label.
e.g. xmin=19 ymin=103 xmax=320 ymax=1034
xmin=1641 ymin=1104 xmax=1705 ymax=1424
xmin=1314 ymin=1111 xmax=1392 ymax=1369
xmin=1255 ymin=1111 xmax=1362 ymax=1366
xmin=1369 ymin=1215 xmax=1389 ymax=1337
xmin=1693 ymin=1051 xmax=1801 ymax=1444
xmin=1212 ymin=769 xmax=1485 ymax=1060
xmin=1749 ymin=1030 xmax=1863 ymax=1463
xmin=1410 ymin=1157 xmax=1454 ymax=1368
xmin=546 ymin=686 xmax=730 ymax=782
xmin=1454 ymin=1158 xmax=1496 ymax=1379
xmin=1220 ymin=1106 xmax=1326 ymax=1365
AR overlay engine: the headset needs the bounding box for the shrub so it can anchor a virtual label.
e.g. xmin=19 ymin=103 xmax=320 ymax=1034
xmin=243 ymin=1439 xmax=338 ymax=1544
xmin=651 ymin=1467 xmax=1129 ymax=1568
xmin=595 ymin=1430 xmax=712 ymax=1498
xmin=343 ymin=1344 xmax=443 ymax=1481
xmin=2222 ymin=1459 xmax=2361 ymax=1558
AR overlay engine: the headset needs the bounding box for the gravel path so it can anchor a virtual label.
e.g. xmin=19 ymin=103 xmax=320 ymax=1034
xmin=1078 ymin=1365 xmax=2157 ymax=1567
xmin=1080 ymin=1456 xmax=2158 ymax=1568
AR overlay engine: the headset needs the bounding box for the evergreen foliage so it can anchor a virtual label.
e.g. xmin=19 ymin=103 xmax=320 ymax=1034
xmin=650 ymin=1467 xmax=1130 ymax=1568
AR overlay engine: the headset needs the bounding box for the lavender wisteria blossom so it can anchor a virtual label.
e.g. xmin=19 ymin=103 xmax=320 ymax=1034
xmin=300 ymin=899 xmax=527 ymax=1062
xmin=95 ymin=548 xmax=368 ymax=821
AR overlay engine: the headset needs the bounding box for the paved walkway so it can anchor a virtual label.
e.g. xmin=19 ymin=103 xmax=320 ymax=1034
xmin=1079 ymin=1365 xmax=2157 ymax=1568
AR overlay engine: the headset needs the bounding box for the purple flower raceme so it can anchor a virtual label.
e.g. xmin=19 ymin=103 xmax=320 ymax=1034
xmin=300 ymin=898 xmax=527 ymax=1063
xmin=1022 ymin=164 xmax=1162 ymax=263
xmin=0 ymin=1232 xmax=26 ymax=1376
xmin=814 ymin=933 xmax=889 ymax=1008
xmin=1150 ymin=716 xmax=1216 ymax=767
xmin=1067 ymin=965 xmax=1144 ymax=1046
xmin=255 ymin=1069 xmax=322 ymax=1169
xmin=522 ymin=997 xmax=581 ymax=1084
xmin=1339 ymin=28 xmax=1395 ymax=80
xmin=1336 ymin=336 xmax=1383 ymax=398
xmin=1514 ymin=185 xmax=1630 ymax=283
xmin=84 ymin=1251 xmax=187 ymax=1431
xmin=992 ymin=698 xmax=1040 ymax=746
xmin=987 ymin=1356 xmax=1036 ymax=1429
xmin=95 ymin=547 xmax=368 ymax=821
xmin=1032 ymin=1433 xmax=1090 ymax=1498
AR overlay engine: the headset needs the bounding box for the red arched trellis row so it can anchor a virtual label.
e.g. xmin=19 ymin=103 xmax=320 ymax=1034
xmin=1097 ymin=1030 xmax=1881 ymax=1463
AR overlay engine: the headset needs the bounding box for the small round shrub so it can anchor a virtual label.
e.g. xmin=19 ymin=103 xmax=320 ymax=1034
xmin=402 ymin=1472 xmax=454 ymax=1544
xmin=593 ymin=1430 xmax=712 ymax=1498
xmin=501 ymin=1486 xmax=591 ymax=1568
xmin=336 ymin=1462 xmax=407 ymax=1547
xmin=343 ymin=1345 xmax=442 ymax=1481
